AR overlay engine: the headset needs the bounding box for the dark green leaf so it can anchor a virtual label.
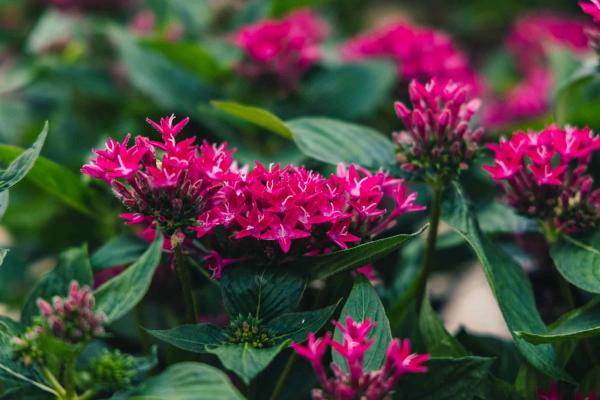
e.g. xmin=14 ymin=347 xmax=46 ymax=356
xmin=211 ymin=101 xmax=293 ymax=139
xmin=207 ymin=341 xmax=289 ymax=384
xmin=21 ymin=245 xmax=93 ymax=325
xmin=333 ymin=275 xmax=391 ymax=372
xmin=267 ymin=303 xmax=339 ymax=343
xmin=419 ymin=296 xmax=467 ymax=357
xmin=220 ymin=266 xmax=305 ymax=322
xmin=286 ymin=117 xmax=395 ymax=168
xmin=94 ymin=234 xmax=163 ymax=323
xmin=0 ymin=122 xmax=47 ymax=192
xmin=550 ymin=231 xmax=600 ymax=294
xmin=90 ymin=235 xmax=148 ymax=271
xmin=396 ymin=357 xmax=494 ymax=400
xmin=146 ymin=324 xmax=226 ymax=353
xmin=300 ymin=227 xmax=425 ymax=281
xmin=0 ymin=191 xmax=9 ymax=222
xmin=110 ymin=362 xmax=244 ymax=400
xmin=270 ymin=0 xmax=325 ymax=16
xmin=299 ymin=61 xmax=396 ymax=119
xmin=555 ymin=65 xmax=600 ymax=129
xmin=442 ymin=183 xmax=572 ymax=382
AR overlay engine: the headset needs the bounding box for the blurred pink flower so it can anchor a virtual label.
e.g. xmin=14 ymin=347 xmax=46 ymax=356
xmin=581 ymin=0 xmax=600 ymax=23
xmin=539 ymin=383 xmax=597 ymax=400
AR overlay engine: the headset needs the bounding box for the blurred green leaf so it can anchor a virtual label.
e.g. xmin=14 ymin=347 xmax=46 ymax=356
xmin=270 ymin=0 xmax=326 ymax=16
xmin=90 ymin=235 xmax=148 ymax=271
xmin=211 ymin=101 xmax=294 ymax=139
xmin=555 ymin=64 xmax=600 ymax=130
xmin=550 ymin=231 xmax=600 ymax=294
xmin=26 ymin=10 xmax=79 ymax=54
xmin=333 ymin=275 xmax=391 ymax=372
xmin=0 ymin=122 xmax=47 ymax=192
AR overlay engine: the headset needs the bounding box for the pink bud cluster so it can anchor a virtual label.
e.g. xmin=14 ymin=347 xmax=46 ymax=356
xmin=232 ymin=9 xmax=329 ymax=85
xmin=483 ymin=125 xmax=600 ymax=233
xmin=291 ymin=316 xmax=429 ymax=400
xmin=36 ymin=281 xmax=106 ymax=343
xmin=539 ymin=383 xmax=597 ymax=400
xmin=341 ymin=22 xmax=480 ymax=94
xmin=393 ymin=79 xmax=483 ymax=181
xmin=83 ymin=116 xmax=424 ymax=278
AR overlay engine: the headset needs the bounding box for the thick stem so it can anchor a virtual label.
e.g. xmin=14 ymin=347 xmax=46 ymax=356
xmin=269 ymin=353 xmax=296 ymax=400
xmin=415 ymin=183 xmax=444 ymax=311
xmin=63 ymin=356 xmax=76 ymax=400
xmin=41 ymin=366 xmax=66 ymax=399
xmin=134 ymin=303 xmax=150 ymax=354
xmin=173 ymin=240 xmax=199 ymax=324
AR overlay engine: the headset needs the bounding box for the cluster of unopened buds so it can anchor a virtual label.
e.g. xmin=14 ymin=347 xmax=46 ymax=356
xmin=36 ymin=281 xmax=106 ymax=343
xmin=291 ymin=316 xmax=429 ymax=400
xmin=341 ymin=21 xmax=480 ymax=94
xmin=232 ymin=8 xmax=329 ymax=85
xmin=484 ymin=125 xmax=600 ymax=234
xmin=83 ymin=116 xmax=425 ymax=278
xmin=539 ymin=383 xmax=597 ymax=400
xmin=393 ymin=79 xmax=483 ymax=182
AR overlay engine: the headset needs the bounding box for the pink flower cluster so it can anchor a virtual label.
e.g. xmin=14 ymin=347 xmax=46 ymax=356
xmin=291 ymin=316 xmax=429 ymax=400
xmin=581 ymin=1 xmax=600 ymax=24
xmin=341 ymin=22 xmax=480 ymax=94
xmin=539 ymin=383 xmax=597 ymax=400
xmin=83 ymin=116 xmax=424 ymax=278
xmin=232 ymin=9 xmax=329 ymax=85
xmin=393 ymin=79 xmax=483 ymax=180
xmin=36 ymin=281 xmax=106 ymax=343
xmin=483 ymin=125 xmax=600 ymax=233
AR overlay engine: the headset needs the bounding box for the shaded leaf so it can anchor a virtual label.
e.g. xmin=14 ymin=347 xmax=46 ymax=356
xmin=419 ymin=296 xmax=467 ymax=357
xmin=267 ymin=302 xmax=339 ymax=343
xmin=550 ymin=231 xmax=600 ymax=294
xmin=0 ymin=122 xmax=47 ymax=192
xmin=146 ymin=324 xmax=226 ymax=353
xmin=90 ymin=235 xmax=148 ymax=271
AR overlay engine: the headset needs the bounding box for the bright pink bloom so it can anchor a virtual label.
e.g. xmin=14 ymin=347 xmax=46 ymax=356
xmin=393 ymin=79 xmax=483 ymax=180
xmin=341 ymin=22 xmax=481 ymax=94
xmin=292 ymin=316 xmax=429 ymax=400
xmin=232 ymin=9 xmax=329 ymax=85
xmin=484 ymin=125 xmax=600 ymax=233
xmin=581 ymin=1 xmax=600 ymax=23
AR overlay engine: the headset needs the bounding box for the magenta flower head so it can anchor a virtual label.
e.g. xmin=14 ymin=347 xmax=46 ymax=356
xmin=82 ymin=115 xmax=238 ymax=237
xmin=581 ymin=0 xmax=600 ymax=23
xmin=538 ymin=383 xmax=597 ymax=400
xmin=36 ymin=281 xmax=106 ymax=344
xmin=393 ymin=79 xmax=483 ymax=182
xmin=232 ymin=9 xmax=329 ymax=86
xmin=341 ymin=22 xmax=481 ymax=95
xmin=291 ymin=316 xmax=429 ymax=400
xmin=483 ymin=125 xmax=600 ymax=234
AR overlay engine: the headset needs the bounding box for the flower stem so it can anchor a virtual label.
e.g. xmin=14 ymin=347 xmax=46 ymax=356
xmin=173 ymin=240 xmax=199 ymax=324
xmin=40 ymin=366 xmax=66 ymax=399
xmin=416 ymin=182 xmax=444 ymax=311
xmin=269 ymin=353 xmax=296 ymax=400
xmin=63 ymin=356 xmax=76 ymax=400
xmin=78 ymin=389 xmax=96 ymax=400
xmin=134 ymin=303 xmax=150 ymax=354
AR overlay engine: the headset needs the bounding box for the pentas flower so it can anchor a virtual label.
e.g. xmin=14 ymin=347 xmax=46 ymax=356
xmin=232 ymin=9 xmax=329 ymax=85
xmin=581 ymin=1 xmax=600 ymax=24
xmin=82 ymin=115 xmax=238 ymax=236
xmin=539 ymin=383 xmax=597 ymax=400
xmin=36 ymin=281 xmax=106 ymax=344
xmin=483 ymin=125 xmax=600 ymax=233
xmin=291 ymin=316 xmax=429 ymax=400
xmin=341 ymin=22 xmax=481 ymax=94
xmin=393 ymin=79 xmax=483 ymax=181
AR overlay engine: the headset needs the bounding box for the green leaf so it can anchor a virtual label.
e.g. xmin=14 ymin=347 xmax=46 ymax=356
xmin=0 ymin=190 xmax=9 ymax=221
xmin=267 ymin=303 xmax=339 ymax=343
xmin=555 ymin=65 xmax=600 ymax=129
xmin=94 ymin=234 xmax=163 ymax=323
xmin=550 ymin=231 xmax=600 ymax=294
xmin=146 ymin=324 xmax=226 ymax=353
xmin=442 ymin=183 xmax=573 ymax=382
xmin=333 ymin=275 xmax=391 ymax=372
xmin=0 ymin=122 xmax=47 ymax=192
xmin=211 ymin=101 xmax=293 ymax=139
xmin=220 ymin=266 xmax=305 ymax=322
xmin=517 ymin=297 xmax=600 ymax=344
xmin=207 ymin=341 xmax=289 ymax=384
xmin=21 ymin=245 xmax=93 ymax=325
xmin=396 ymin=357 xmax=494 ymax=400
xmin=90 ymin=235 xmax=149 ymax=271
xmin=300 ymin=227 xmax=425 ymax=281
xmin=419 ymin=296 xmax=467 ymax=357
xmin=286 ymin=117 xmax=395 ymax=168
xmin=299 ymin=61 xmax=396 ymax=119
xmin=270 ymin=0 xmax=325 ymax=16
xmin=111 ymin=362 xmax=244 ymax=400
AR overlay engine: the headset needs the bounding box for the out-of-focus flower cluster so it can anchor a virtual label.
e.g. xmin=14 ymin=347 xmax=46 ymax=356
xmin=83 ymin=116 xmax=424 ymax=278
xmin=483 ymin=125 xmax=600 ymax=233
xmin=393 ymin=79 xmax=483 ymax=182
xmin=341 ymin=21 xmax=480 ymax=94
xmin=291 ymin=316 xmax=429 ymax=400
xmin=538 ymin=383 xmax=597 ymax=400
xmin=232 ymin=9 xmax=329 ymax=86
xmin=88 ymin=349 xmax=136 ymax=391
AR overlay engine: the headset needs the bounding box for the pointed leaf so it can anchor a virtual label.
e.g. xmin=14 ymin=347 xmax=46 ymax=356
xmin=211 ymin=101 xmax=293 ymax=139
xmin=90 ymin=234 xmax=148 ymax=270
xmin=550 ymin=231 xmax=600 ymax=294
xmin=333 ymin=275 xmax=391 ymax=372
xmin=21 ymin=245 xmax=93 ymax=325
xmin=94 ymin=234 xmax=163 ymax=323
xmin=442 ymin=183 xmax=572 ymax=382
xmin=419 ymin=296 xmax=467 ymax=357
xmin=267 ymin=303 xmax=339 ymax=343
xmin=146 ymin=324 xmax=226 ymax=353
xmin=0 ymin=122 xmax=47 ymax=192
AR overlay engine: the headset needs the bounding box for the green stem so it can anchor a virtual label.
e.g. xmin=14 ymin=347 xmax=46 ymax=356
xmin=269 ymin=353 xmax=296 ymax=400
xmin=63 ymin=356 xmax=76 ymax=400
xmin=188 ymin=258 xmax=220 ymax=287
xmin=134 ymin=303 xmax=150 ymax=354
xmin=78 ymin=389 xmax=96 ymax=400
xmin=173 ymin=240 xmax=199 ymax=324
xmin=415 ymin=182 xmax=444 ymax=311
xmin=41 ymin=366 xmax=66 ymax=399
